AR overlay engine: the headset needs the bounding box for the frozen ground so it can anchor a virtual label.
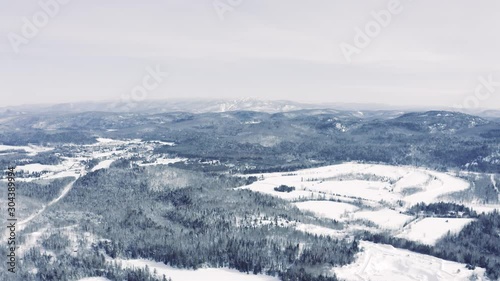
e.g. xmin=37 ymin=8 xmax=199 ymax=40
xmin=466 ymin=203 xmax=500 ymax=214
xmin=241 ymin=163 xmax=480 ymax=253
xmin=242 ymin=163 xmax=470 ymax=206
xmin=240 ymin=179 xmax=318 ymax=201
xmin=294 ymin=223 xmax=343 ymax=238
xmin=352 ymin=209 xmax=413 ymax=230
xmin=14 ymin=157 xmax=84 ymax=181
xmin=149 ymin=140 xmax=175 ymax=146
xmin=0 ymin=144 xmax=53 ymax=155
xmin=397 ymin=218 xmax=475 ymax=245
xmin=136 ymin=157 xmax=186 ymax=166
xmin=92 ymin=138 xmax=142 ymax=145
xmin=91 ymin=159 xmax=115 ymax=171
xmin=293 ymin=201 xmax=358 ymax=221
xmin=91 ymin=150 xmax=125 ymax=158
xmin=16 ymin=163 xmax=67 ymax=173
xmin=307 ymin=180 xmax=397 ymax=202
xmin=333 ymin=241 xmax=487 ymax=281
xmin=114 ymin=258 xmax=280 ymax=281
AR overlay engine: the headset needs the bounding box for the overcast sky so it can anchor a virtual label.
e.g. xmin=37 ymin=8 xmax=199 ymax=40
xmin=1 ymin=0 xmax=500 ymax=109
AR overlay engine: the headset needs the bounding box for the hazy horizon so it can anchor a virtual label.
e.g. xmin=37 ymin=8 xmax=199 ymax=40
xmin=2 ymin=98 xmax=498 ymax=115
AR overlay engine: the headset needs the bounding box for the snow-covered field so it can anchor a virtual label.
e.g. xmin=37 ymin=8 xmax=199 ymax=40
xmin=293 ymin=201 xmax=358 ymax=221
xmin=333 ymin=241 xmax=487 ymax=281
xmin=150 ymin=140 xmax=175 ymax=146
xmin=0 ymin=144 xmax=53 ymax=155
xmin=91 ymin=150 xmax=125 ymax=158
xmin=242 ymin=163 xmax=470 ymax=206
xmin=92 ymin=138 xmax=142 ymax=145
xmin=242 ymin=163 xmax=481 ymax=248
xmin=136 ymin=157 xmax=186 ymax=166
xmin=16 ymin=163 xmax=64 ymax=173
xmin=397 ymin=218 xmax=475 ymax=245
xmin=307 ymin=180 xmax=397 ymax=202
xmin=295 ymin=223 xmax=343 ymax=238
xmin=240 ymin=180 xmax=318 ymax=201
xmin=78 ymin=278 xmax=111 ymax=281
xmin=114 ymin=258 xmax=280 ymax=281
xmin=14 ymin=157 xmax=84 ymax=181
xmin=353 ymin=209 xmax=413 ymax=230
xmin=466 ymin=203 xmax=500 ymax=214
xmin=91 ymin=159 xmax=115 ymax=171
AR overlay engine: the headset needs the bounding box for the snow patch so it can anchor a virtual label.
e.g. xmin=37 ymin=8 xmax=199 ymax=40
xmin=0 ymin=144 xmax=53 ymax=156
xmin=91 ymin=159 xmax=115 ymax=171
xmin=353 ymin=209 xmax=413 ymax=230
xmin=397 ymin=218 xmax=475 ymax=245
xmin=333 ymin=241 xmax=487 ymax=281
xmin=114 ymin=258 xmax=280 ymax=281
xmin=293 ymin=201 xmax=358 ymax=221
xmin=242 ymin=163 xmax=470 ymax=206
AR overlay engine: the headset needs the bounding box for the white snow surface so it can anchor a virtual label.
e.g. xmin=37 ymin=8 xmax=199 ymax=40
xmin=333 ymin=241 xmax=487 ymax=281
xmin=397 ymin=218 xmax=475 ymax=245
xmin=0 ymin=144 xmax=53 ymax=155
xmin=91 ymin=159 xmax=115 ymax=171
xmin=294 ymin=223 xmax=343 ymax=238
xmin=466 ymin=204 xmax=500 ymax=214
xmin=242 ymin=163 xmax=470 ymax=205
xmin=137 ymin=157 xmax=186 ymax=166
xmin=293 ymin=201 xmax=358 ymax=221
xmin=16 ymin=163 xmax=65 ymax=173
xmin=93 ymin=138 xmax=142 ymax=145
xmin=14 ymin=157 xmax=83 ymax=181
xmin=115 ymin=258 xmax=280 ymax=281
xmin=352 ymin=209 xmax=413 ymax=230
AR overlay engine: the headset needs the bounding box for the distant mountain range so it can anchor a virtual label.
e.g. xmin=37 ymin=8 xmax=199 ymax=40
xmin=2 ymin=98 xmax=500 ymax=120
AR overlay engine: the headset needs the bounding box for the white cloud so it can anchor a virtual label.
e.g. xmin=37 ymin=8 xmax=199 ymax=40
xmin=1 ymin=0 xmax=499 ymax=109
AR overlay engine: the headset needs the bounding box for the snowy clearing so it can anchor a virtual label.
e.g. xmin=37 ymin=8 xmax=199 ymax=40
xmin=466 ymin=204 xmax=500 ymax=214
xmin=16 ymin=163 xmax=66 ymax=173
xmin=307 ymin=180 xmax=397 ymax=202
xmin=149 ymin=140 xmax=175 ymax=146
xmin=294 ymin=223 xmax=343 ymax=238
xmin=241 ymin=180 xmax=317 ymax=201
xmin=242 ymin=163 xmax=470 ymax=206
xmin=91 ymin=150 xmax=126 ymax=158
xmin=0 ymin=144 xmax=53 ymax=155
xmin=93 ymin=138 xmax=142 ymax=145
xmin=352 ymin=209 xmax=413 ymax=230
xmin=91 ymin=159 xmax=115 ymax=171
xmin=114 ymin=258 xmax=280 ymax=281
xmin=333 ymin=241 xmax=487 ymax=281
xmin=14 ymin=157 xmax=84 ymax=181
xmin=136 ymin=157 xmax=186 ymax=166
xmin=397 ymin=218 xmax=475 ymax=245
xmin=293 ymin=201 xmax=358 ymax=221
xmin=78 ymin=278 xmax=111 ymax=281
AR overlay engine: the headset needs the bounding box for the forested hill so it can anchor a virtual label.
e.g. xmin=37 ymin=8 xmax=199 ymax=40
xmin=0 ymin=107 xmax=499 ymax=280
xmin=2 ymin=109 xmax=497 ymax=173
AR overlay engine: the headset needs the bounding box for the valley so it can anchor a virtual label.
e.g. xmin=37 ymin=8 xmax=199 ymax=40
xmin=0 ymin=107 xmax=499 ymax=280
